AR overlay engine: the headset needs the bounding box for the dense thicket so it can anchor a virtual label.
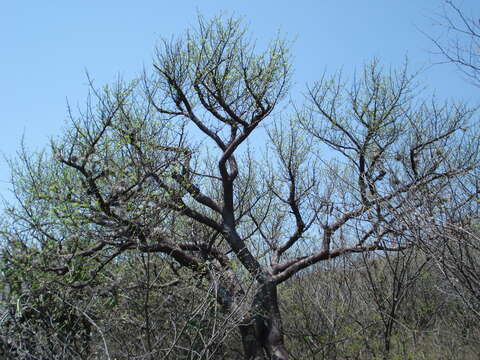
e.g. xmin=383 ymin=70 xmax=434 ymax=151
xmin=2 ymin=251 xmax=480 ymax=359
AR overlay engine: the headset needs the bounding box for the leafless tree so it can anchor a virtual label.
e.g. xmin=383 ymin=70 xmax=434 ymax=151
xmin=358 ymin=249 xmax=430 ymax=359
xmin=408 ymin=175 xmax=480 ymax=320
xmin=427 ymin=0 xmax=480 ymax=87
xmin=420 ymin=0 xmax=480 ymax=326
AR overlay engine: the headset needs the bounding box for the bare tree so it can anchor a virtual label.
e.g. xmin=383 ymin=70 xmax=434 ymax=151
xmin=422 ymin=0 xmax=480 ymax=322
xmin=428 ymin=0 xmax=480 ymax=87
xmin=407 ymin=172 xmax=480 ymax=320
xmin=1 ymin=15 xmax=478 ymax=360
xmin=357 ymin=249 xmax=430 ymax=359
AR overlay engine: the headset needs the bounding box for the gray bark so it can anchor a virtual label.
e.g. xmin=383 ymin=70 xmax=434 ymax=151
xmin=239 ymin=282 xmax=289 ymax=360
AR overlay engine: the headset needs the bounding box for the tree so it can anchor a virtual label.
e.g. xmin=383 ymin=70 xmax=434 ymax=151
xmin=1 ymin=15 xmax=478 ymax=359
xmin=428 ymin=0 xmax=480 ymax=87
xmin=422 ymin=0 xmax=480 ymax=321
xmin=407 ymin=171 xmax=480 ymax=320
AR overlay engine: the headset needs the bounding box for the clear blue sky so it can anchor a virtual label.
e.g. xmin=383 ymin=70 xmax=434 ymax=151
xmin=1 ymin=0 xmax=479 ymax=200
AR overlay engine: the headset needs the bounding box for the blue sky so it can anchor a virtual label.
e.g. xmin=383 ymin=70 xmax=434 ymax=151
xmin=1 ymin=0 xmax=479 ymax=200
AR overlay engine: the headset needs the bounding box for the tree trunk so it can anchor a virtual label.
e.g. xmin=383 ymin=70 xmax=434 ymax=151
xmin=239 ymin=282 xmax=289 ymax=360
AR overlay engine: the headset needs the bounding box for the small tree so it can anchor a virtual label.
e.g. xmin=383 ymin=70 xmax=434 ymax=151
xmin=1 ymin=15 xmax=478 ymax=359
